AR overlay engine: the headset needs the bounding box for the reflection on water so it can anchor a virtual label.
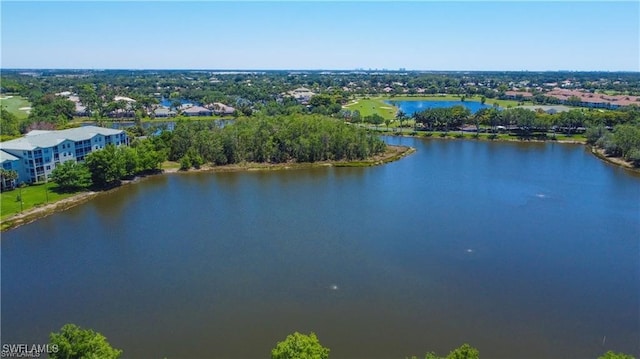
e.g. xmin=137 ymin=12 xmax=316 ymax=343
xmin=2 ymin=137 xmax=639 ymax=358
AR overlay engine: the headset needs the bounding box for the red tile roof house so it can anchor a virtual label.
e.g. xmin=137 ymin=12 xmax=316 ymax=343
xmin=611 ymin=98 xmax=640 ymax=108
xmin=581 ymin=96 xmax=609 ymax=108
xmin=545 ymin=88 xmax=640 ymax=109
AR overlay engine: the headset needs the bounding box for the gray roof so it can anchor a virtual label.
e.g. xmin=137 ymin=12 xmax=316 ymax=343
xmin=1 ymin=126 xmax=124 ymax=151
xmin=182 ymin=105 xmax=212 ymax=114
xmin=0 ymin=150 xmax=19 ymax=163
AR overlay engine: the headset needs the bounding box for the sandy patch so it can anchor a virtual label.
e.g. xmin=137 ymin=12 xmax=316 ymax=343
xmin=0 ymin=96 xmax=14 ymax=100
xmin=379 ymin=106 xmax=393 ymax=109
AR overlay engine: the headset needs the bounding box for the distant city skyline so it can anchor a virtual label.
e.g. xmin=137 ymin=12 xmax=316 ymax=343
xmin=1 ymin=1 xmax=639 ymax=71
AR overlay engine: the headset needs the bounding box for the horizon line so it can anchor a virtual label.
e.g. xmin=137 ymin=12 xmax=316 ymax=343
xmin=3 ymin=68 xmax=639 ymax=73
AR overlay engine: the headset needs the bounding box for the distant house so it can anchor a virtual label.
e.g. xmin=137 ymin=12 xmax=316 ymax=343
xmin=74 ymin=103 xmax=89 ymax=116
xmin=209 ymin=102 xmax=236 ymax=116
xmin=0 ymin=126 xmax=128 ymax=184
xmin=288 ymin=87 xmax=315 ymax=104
xmin=517 ymin=105 xmax=571 ymax=114
xmin=504 ymin=91 xmax=534 ymax=100
xmin=152 ymin=106 xmax=177 ymax=118
xmin=544 ymin=88 xmax=640 ymax=109
xmin=181 ymin=105 xmax=213 ymax=117
xmin=56 ymin=92 xmax=90 ymax=116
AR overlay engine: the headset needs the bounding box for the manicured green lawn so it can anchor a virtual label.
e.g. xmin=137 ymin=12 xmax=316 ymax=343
xmin=1 ymin=183 xmax=80 ymax=220
xmin=0 ymin=95 xmax=31 ymax=119
xmin=343 ymin=97 xmax=398 ymax=119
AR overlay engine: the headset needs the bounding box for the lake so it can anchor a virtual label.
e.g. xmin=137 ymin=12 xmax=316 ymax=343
xmin=387 ymin=100 xmax=493 ymax=115
xmin=159 ymin=97 xmax=198 ymax=108
xmin=2 ymin=137 xmax=639 ymax=358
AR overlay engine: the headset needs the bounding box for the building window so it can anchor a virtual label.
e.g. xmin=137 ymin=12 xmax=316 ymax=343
xmin=46 ymin=166 xmax=51 ymax=170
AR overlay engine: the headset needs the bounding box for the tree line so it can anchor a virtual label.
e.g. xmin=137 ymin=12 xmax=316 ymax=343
xmin=45 ymin=323 xmax=636 ymax=359
xmin=586 ymin=124 xmax=640 ymax=165
xmin=3 ymin=69 xmax=639 ymax=137
xmin=157 ymin=115 xmax=387 ymax=170
xmin=49 ymin=114 xmax=386 ymax=189
xmin=412 ymin=106 xmax=639 ymax=135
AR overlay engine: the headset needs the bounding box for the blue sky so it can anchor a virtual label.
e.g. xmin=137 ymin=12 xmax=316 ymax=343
xmin=1 ymin=1 xmax=638 ymax=71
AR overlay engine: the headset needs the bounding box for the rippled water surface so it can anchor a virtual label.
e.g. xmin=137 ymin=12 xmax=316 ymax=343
xmin=2 ymin=137 xmax=639 ymax=358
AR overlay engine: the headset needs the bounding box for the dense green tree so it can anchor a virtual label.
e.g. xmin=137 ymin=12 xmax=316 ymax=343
xmin=0 ymin=108 xmax=21 ymax=137
xmin=84 ymin=144 xmax=125 ymax=187
xmin=0 ymin=168 xmax=19 ymax=190
xmin=407 ymin=344 xmax=479 ymax=359
xmin=49 ymin=323 xmax=122 ymax=359
xmin=472 ymin=108 xmax=488 ymax=135
xmin=179 ymin=155 xmax=192 ymax=170
xmin=271 ymin=332 xmax=329 ymax=359
xmin=445 ymin=344 xmax=480 ymax=359
xmin=598 ymin=351 xmax=636 ymax=359
xmin=585 ymin=125 xmax=608 ymax=144
xmin=119 ymin=146 xmax=140 ymax=178
xmin=511 ymin=108 xmax=536 ymax=132
xmin=28 ymin=94 xmax=75 ymax=126
xmin=612 ymin=124 xmax=640 ymax=161
xmin=364 ymin=113 xmax=384 ymax=125
xmin=49 ymin=161 xmax=92 ymax=191
xmin=166 ymin=115 xmax=385 ymax=166
xmin=559 ymin=110 xmax=586 ymax=135
xmin=133 ymin=138 xmax=165 ymax=172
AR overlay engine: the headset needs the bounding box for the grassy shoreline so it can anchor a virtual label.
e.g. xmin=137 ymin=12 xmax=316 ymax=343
xmin=2 ymin=134 xmax=635 ymax=232
xmin=0 ymin=145 xmax=415 ymax=232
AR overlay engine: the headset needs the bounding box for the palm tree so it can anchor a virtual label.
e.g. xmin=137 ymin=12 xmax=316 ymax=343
xmin=0 ymin=169 xmax=18 ymax=191
xmin=473 ymin=108 xmax=488 ymax=137
xmin=396 ymin=110 xmax=407 ymax=131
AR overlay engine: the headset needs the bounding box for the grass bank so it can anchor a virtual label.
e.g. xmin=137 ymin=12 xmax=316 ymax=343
xmin=591 ymin=147 xmax=640 ymax=172
xmin=0 ymin=183 xmax=90 ymax=231
xmin=2 ymin=145 xmax=414 ymax=232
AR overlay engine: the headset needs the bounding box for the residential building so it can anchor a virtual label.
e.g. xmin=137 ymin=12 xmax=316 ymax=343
xmin=209 ymin=102 xmax=236 ymax=115
xmin=288 ymin=87 xmax=315 ymax=104
xmin=181 ymin=105 xmax=213 ymax=116
xmin=0 ymin=126 xmax=128 ymax=184
xmin=152 ymin=105 xmax=177 ymax=118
